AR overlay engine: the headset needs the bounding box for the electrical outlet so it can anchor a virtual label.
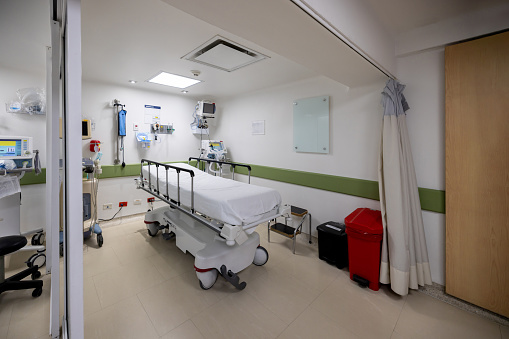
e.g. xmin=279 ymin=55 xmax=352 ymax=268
xmin=134 ymin=199 xmax=142 ymax=205
xmin=119 ymin=201 xmax=127 ymax=207
xmin=147 ymin=198 xmax=155 ymax=202
xmin=103 ymin=203 xmax=112 ymax=210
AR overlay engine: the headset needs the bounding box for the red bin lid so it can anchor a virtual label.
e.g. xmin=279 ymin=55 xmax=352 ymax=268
xmin=344 ymin=208 xmax=383 ymax=235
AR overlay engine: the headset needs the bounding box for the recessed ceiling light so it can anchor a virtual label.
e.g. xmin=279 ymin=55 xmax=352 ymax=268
xmin=181 ymin=90 xmax=188 ymax=94
xmin=147 ymin=72 xmax=201 ymax=89
xmin=128 ymin=80 xmax=137 ymax=84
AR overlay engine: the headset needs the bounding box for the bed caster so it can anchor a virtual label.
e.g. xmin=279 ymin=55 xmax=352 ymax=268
xmin=27 ymin=252 xmax=46 ymax=268
xmin=32 ymin=287 xmax=43 ymax=298
xmin=97 ymin=234 xmax=104 ymax=247
xmin=253 ymin=246 xmax=269 ymax=266
xmin=31 ymin=232 xmax=45 ymax=246
xmin=197 ymin=269 xmax=218 ymax=290
xmin=147 ymin=228 xmax=159 ymax=237
xmin=147 ymin=222 xmax=159 ymax=237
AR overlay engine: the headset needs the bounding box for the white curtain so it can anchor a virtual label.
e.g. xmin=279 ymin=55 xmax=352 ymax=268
xmin=378 ymin=79 xmax=432 ymax=296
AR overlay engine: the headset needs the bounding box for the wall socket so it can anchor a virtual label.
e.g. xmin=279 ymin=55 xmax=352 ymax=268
xmin=103 ymin=203 xmax=113 ymax=210
xmin=134 ymin=199 xmax=142 ymax=205
xmin=119 ymin=201 xmax=128 ymax=207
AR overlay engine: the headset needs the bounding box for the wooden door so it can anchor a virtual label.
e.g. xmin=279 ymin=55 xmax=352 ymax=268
xmin=445 ymin=31 xmax=509 ymax=317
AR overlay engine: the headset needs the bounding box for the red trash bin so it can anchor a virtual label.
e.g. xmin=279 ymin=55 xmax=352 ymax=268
xmin=345 ymin=208 xmax=383 ymax=291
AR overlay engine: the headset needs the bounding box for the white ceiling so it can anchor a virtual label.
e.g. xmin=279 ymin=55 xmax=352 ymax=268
xmin=363 ymin=0 xmax=509 ymax=37
xmin=0 ymin=0 xmax=505 ymax=100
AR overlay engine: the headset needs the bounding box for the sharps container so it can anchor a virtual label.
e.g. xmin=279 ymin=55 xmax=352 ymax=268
xmin=316 ymin=222 xmax=348 ymax=269
xmin=345 ymin=208 xmax=383 ymax=291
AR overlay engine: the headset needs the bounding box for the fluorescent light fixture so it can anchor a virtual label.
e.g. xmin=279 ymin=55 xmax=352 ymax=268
xmin=147 ymin=72 xmax=201 ymax=89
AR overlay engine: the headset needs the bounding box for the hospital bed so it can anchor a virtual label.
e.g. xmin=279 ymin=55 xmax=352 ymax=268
xmin=136 ymin=158 xmax=289 ymax=290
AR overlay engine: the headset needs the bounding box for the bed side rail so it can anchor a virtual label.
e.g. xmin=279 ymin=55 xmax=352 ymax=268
xmin=140 ymin=159 xmax=196 ymax=212
xmin=188 ymin=157 xmax=252 ymax=183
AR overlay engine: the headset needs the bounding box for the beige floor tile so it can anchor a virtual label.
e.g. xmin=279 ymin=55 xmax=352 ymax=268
xmin=119 ymin=220 xmax=147 ymax=235
xmin=110 ymin=232 xmax=161 ymax=265
xmin=137 ymin=272 xmax=220 ymax=336
xmin=6 ymin=309 xmax=49 ymax=339
xmin=501 ymin=325 xmax=509 ymax=339
xmin=92 ymin=256 xmax=165 ymax=308
xmin=192 ymin=292 xmax=287 ymax=339
xmin=160 ymin=320 xmax=205 ymax=339
xmin=275 ymin=250 xmax=340 ymax=292
xmin=246 ymin=269 xmax=321 ymax=325
xmin=394 ymin=291 xmax=501 ymax=339
xmin=83 ymin=247 xmax=122 ymax=278
xmin=310 ymin=275 xmax=405 ymax=339
xmin=278 ymin=307 xmax=361 ymax=339
xmin=0 ymin=326 xmax=7 ymax=339
xmin=83 ymin=225 xmax=127 ymax=252
xmin=7 ymin=273 xmax=50 ymax=324
xmin=84 ymin=295 xmax=158 ymax=339
xmin=390 ymin=330 xmax=407 ymax=339
xmin=148 ymin=246 xmax=196 ymax=280
xmin=0 ymin=295 xmax=13 ymax=328
xmin=84 ymin=277 xmax=101 ymax=317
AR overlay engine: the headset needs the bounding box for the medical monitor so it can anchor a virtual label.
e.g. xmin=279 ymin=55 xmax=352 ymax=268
xmin=0 ymin=136 xmax=33 ymax=167
xmin=196 ymin=101 xmax=215 ymax=118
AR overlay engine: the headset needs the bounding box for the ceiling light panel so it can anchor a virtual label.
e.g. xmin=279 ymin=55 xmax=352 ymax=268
xmin=147 ymin=72 xmax=201 ymax=89
xmin=183 ymin=35 xmax=269 ymax=72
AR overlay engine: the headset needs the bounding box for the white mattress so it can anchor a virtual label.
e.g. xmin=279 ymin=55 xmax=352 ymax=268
xmin=142 ymin=163 xmax=282 ymax=227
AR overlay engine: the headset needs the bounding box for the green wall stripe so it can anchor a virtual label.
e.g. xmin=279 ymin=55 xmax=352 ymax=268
xmin=19 ymin=161 xmax=445 ymax=214
xmin=19 ymin=169 xmax=46 ymax=185
xmin=233 ymin=164 xmax=445 ymax=214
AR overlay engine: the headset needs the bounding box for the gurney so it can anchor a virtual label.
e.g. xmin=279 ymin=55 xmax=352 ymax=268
xmin=136 ymin=158 xmax=290 ymax=290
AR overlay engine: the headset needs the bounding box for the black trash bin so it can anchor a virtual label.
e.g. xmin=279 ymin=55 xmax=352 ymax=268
xmin=317 ymin=221 xmax=348 ymax=269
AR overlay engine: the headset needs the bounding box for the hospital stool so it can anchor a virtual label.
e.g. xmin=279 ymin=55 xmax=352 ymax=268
xmin=268 ymin=206 xmax=312 ymax=254
xmin=0 ymin=236 xmax=43 ymax=298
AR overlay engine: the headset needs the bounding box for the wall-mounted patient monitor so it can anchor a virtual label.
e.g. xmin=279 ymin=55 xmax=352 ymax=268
xmin=196 ymin=101 xmax=216 ymax=118
xmin=82 ymin=119 xmax=92 ymax=139
xmin=0 ymin=136 xmax=33 ymax=167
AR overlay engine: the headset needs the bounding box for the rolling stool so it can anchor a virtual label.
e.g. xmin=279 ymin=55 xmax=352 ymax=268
xmin=0 ymin=236 xmax=43 ymax=297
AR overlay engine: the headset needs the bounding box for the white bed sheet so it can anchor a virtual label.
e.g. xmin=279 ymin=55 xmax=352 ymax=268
xmin=142 ymin=163 xmax=282 ymax=227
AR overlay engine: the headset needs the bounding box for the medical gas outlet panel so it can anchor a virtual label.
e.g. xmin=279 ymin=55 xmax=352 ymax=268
xmin=150 ymin=123 xmax=174 ymax=134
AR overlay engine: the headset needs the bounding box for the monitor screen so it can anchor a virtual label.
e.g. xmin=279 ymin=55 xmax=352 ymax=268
xmin=0 ymin=139 xmax=21 ymax=157
xmin=202 ymin=103 xmax=215 ymax=114
xmin=209 ymin=142 xmax=222 ymax=151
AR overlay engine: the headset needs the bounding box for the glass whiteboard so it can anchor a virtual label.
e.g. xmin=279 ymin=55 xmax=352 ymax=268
xmin=293 ymin=96 xmax=329 ymax=153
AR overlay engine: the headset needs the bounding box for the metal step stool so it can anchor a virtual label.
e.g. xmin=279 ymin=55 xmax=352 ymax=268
xmin=268 ymin=206 xmax=311 ymax=254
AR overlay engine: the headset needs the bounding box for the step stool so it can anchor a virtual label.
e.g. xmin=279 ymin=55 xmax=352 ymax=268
xmin=268 ymin=206 xmax=311 ymax=254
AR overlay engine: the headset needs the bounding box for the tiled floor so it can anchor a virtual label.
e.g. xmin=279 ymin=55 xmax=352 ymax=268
xmin=1 ymin=218 xmax=508 ymax=339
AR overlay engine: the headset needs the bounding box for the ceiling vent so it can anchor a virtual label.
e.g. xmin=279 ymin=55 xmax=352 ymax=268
xmin=182 ymin=35 xmax=269 ymax=72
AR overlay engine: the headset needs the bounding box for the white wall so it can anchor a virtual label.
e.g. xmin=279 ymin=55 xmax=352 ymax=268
xmin=82 ymin=81 xmax=201 ymax=219
xmin=217 ymin=76 xmax=386 ymax=180
xmin=0 ymin=66 xmax=47 ymax=234
xmin=0 ymin=67 xmax=201 ymax=230
xmin=215 ymin=76 xmax=386 ymax=229
xmin=81 ymin=81 xmax=199 ymax=166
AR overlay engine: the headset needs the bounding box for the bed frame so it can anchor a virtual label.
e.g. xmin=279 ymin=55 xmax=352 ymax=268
xmin=136 ymin=158 xmax=289 ymax=290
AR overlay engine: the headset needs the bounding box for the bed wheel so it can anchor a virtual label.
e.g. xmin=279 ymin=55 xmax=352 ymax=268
xmin=147 ymin=228 xmax=159 ymax=237
xmin=197 ymin=269 xmax=218 ymax=290
xmin=97 ymin=234 xmax=104 ymax=247
xmin=253 ymin=246 xmax=269 ymax=266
